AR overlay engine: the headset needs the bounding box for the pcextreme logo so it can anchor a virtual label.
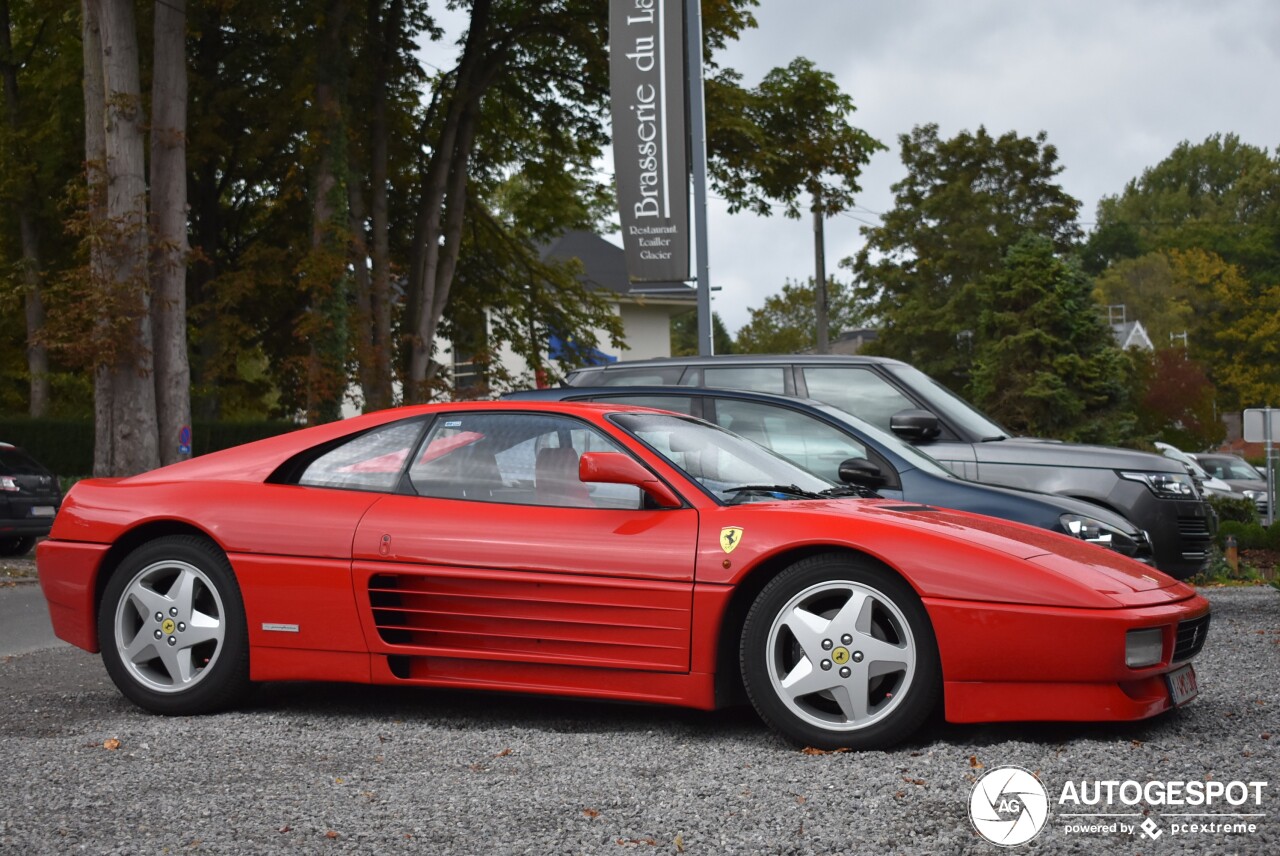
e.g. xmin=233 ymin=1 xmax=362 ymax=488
xmin=968 ymin=766 xmax=1270 ymax=847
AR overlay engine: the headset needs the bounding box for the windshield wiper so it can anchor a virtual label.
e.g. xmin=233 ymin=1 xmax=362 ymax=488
xmin=819 ymin=485 xmax=877 ymax=498
xmin=722 ymin=484 xmax=823 ymax=502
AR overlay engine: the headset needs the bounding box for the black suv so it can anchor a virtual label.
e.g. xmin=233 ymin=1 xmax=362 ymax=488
xmin=0 ymin=442 xmax=62 ymax=557
xmin=564 ymin=354 xmax=1216 ymax=579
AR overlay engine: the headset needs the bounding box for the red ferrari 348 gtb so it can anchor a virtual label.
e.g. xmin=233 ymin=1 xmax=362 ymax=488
xmin=38 ymin=402 xmax=1210 ymax=749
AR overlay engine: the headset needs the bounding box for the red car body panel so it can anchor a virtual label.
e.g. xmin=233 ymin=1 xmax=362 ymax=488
xmin=37 ymin=400 xmax=1210 ymax=724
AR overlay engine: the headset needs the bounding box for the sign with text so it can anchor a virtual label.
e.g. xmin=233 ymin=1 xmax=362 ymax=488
xmin=609 ymin=0 xmax=690 ymax=282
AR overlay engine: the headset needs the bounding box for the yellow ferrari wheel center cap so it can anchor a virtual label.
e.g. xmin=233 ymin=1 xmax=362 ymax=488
xmin=832 ymin=647 xmax=850 ymax=665
xmin=162 ymin=618 xmax=176 ymax=635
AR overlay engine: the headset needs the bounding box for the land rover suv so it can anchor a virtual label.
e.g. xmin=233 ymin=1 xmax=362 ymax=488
xmin=564 ymin=354 xmax=1215 ymax=578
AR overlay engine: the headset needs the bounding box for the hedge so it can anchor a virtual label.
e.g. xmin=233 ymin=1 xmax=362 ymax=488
xmin=0 ymin=418 xmax=300 ymax=477
xmin=1217 ymin=519 xmax=1280 ymax=551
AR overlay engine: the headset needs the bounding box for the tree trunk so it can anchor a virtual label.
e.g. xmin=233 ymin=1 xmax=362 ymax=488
xmin=90 ymin=0 xmax=160 ymax=476
xmin=366 ymin=0 xmax=399 ymax=411
xmin=405 ymin=0 xmax=493 ymax=402
xmin=0 ymin=0 xmax=49 ymax=416
xmin=151 ymin=0 xmax=191 ymax=465
xmin=304 ymin=0 xmax=350 ymax=423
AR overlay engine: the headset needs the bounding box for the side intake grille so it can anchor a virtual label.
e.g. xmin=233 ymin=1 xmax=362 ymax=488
xmin=1176 ymin=517 xmax=1212 ymax=539
xmin=1173 ymin=614 xmax=1210 ymax=663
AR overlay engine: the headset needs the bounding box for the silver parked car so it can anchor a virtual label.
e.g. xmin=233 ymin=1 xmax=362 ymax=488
xmin=1191 ymin=452 xmax=1270 ymax=516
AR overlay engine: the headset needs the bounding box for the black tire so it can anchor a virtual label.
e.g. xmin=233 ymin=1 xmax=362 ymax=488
xmin=739 ymin=553 xmax=941 ymax=750
xmin=0 ymin=535 xmax=36 ymax=557
xmin=98 ymin=535 xmax=250 ymax=715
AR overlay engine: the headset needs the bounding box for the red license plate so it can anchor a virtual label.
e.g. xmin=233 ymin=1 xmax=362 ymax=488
xmin=1167 ymin=664 xmax=1198 ymax=706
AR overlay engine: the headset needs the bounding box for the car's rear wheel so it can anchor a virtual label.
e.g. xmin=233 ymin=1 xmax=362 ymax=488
xmin=98 ymin=536 xmax=250 ymax=715
xmin=740 ymin=554 xmax=940 ymax=750
xmin=0 ymin=535 xmax=36 ymax=557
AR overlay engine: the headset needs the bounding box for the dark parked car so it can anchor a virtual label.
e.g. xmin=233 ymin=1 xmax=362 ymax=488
xmin=562 ymin=354 xmax=1216 ymax=579
xmin=508 ymin=386 xmax=1154 ymax=563
xmin=0 ymin=442 xmax=61 ymax=557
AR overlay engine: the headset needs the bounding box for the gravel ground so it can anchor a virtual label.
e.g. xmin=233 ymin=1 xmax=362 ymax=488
xmin=0 ymin=585 xmax=1275 ymax=855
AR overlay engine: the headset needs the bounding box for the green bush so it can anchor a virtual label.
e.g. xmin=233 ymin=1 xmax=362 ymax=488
xmin=1208 ymin=494 xmax=1260 ymax=526
xmin=1218 ymin=519 xmax=1268 ymax=550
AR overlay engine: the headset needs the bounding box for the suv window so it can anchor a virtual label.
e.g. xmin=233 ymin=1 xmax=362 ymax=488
xmin=802 ymin=367 xmax=917 ymax=431
xmin=685 ymin=366 xmax=786 ymax=394
xmin=595 ymin=366 xmax=686 ymax=386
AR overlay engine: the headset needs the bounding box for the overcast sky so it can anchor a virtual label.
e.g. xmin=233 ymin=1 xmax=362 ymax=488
xmin=700 ymin=0 xmax=1280 ymax=334
xmin=425 ymin=1 xmax=1280 ymax=337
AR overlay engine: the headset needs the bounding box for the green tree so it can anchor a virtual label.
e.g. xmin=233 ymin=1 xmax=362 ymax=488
xmin=707 ymin=57 xmax=881 ymax=352
xmin=735 ymin=277 xmax=861 ymax=355
xmin=968 ymin=235 xmax=1133 ymax=444
xmin=671 ymin=309 xmax=733 ymax=357
xmin=849 ymin=124 xmax=1082 ymax=391
xmin=1085 ymin=134 xmax=1280 ymax=282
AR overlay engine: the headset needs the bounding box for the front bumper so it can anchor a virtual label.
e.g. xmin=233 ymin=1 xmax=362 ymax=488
xmin=926 ymin=591 xmax=1210 ymax=723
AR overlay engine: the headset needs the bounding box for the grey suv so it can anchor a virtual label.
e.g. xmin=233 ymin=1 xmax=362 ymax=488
xmin=565 ymin=354 xmax=1215 ymax=579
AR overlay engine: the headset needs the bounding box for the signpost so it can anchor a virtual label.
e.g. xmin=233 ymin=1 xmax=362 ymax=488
xmin=1243 ymin=407 xmax=1279 ymax=526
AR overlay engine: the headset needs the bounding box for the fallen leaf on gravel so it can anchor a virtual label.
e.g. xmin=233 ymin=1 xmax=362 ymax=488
xmin=583 ymin=808 xmax=600 ymax=818
xmin=103 ymin=738 xmax=121 ymax=751
xmin=794 ymin=795 xmax=807 ymax=804
xmin=893 ymin=790 xmax=906 ymax=799
xmin=278 ymin=825 xmax=291 ymax=833
xmin=325 ymin=830 xmax=340 ymax=839
xmin=494 ymin=748 xmax=513 ymax=757
xmin=902 ymin=777 xmax=926 ymax=786
xmin=1131 ymin=740 xmax=1144 ymax=747
xmin=1263 ymin=733 xmax=1272 ymax=740
xmin=675 ymin=833 xmax=685 ymax=852
xmin=969 ymin=755 xmax=983 ymax=768
xmin=801 ymin=746 xmax=849 ymax=755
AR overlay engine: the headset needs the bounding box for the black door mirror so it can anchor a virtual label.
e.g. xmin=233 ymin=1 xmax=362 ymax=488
xmin=889 ymin=408 xmax=941 ymax=441
xmin=838 ymin=457 xmax=887 ymax=488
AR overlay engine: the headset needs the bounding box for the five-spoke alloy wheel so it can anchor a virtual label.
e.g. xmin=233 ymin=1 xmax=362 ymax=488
xmin=98 ymin=536 xmax=250 ymax=715
xmin=741 ymin=554 xmax=940 ymax=750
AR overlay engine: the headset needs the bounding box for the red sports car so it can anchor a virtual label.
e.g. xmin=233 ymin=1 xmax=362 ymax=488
xmin=38 ymin=402 xmax=1209 ymax=749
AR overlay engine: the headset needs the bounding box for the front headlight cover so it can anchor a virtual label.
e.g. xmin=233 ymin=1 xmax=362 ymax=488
xmin=1120 ymin=470 xmax=1198 ymax=499
xmin=1059 ymin=513 xmax=1146 ymax=557
xmin=1126 ymin=627 xmax=1164 ymax=668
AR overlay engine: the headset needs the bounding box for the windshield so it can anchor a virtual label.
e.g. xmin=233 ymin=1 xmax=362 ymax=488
xmin=884 ymin=363 xmax=1010 ymax=440
xmin=611 ymin=412 xmax=834 ymax=504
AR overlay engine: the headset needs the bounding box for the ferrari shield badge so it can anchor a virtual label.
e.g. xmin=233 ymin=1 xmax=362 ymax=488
xmin=720 ymin=526 xmax=744 ymax=554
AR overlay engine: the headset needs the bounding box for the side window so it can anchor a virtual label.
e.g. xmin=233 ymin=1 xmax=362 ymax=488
xmin=409 ymin=413 xmax=644 ymax=509
xmin=597 ymin=366 xmax=685 ymax=386
xmin=802 ymin=367 xmax=917 ymax=431
xmin=711 ymin=399 xmax=867 ymax=483
xmin=689 ymin=366 xmax=786 ymax=394
xmin=296 ymin=420 xmax=425 ymax=492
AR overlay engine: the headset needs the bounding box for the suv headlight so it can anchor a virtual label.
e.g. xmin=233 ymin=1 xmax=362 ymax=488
xmin=1059 ymin=513 xmax=1149 ymax=558
xmin=1119 ymin=471 xmax=1198 ymax=499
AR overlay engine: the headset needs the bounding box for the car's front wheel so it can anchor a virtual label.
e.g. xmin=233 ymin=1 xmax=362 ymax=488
xmin=0 ymin=535 xmax=36 ymax=557
xmin=740 ymin=554 xmax=940 ymax=750
xmin=98 ymin=535 xmax=250 ymax=715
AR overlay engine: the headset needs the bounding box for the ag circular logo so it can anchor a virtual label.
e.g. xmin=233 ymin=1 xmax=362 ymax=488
xmin=969 ymin=765 xmax=1049 ymax=847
